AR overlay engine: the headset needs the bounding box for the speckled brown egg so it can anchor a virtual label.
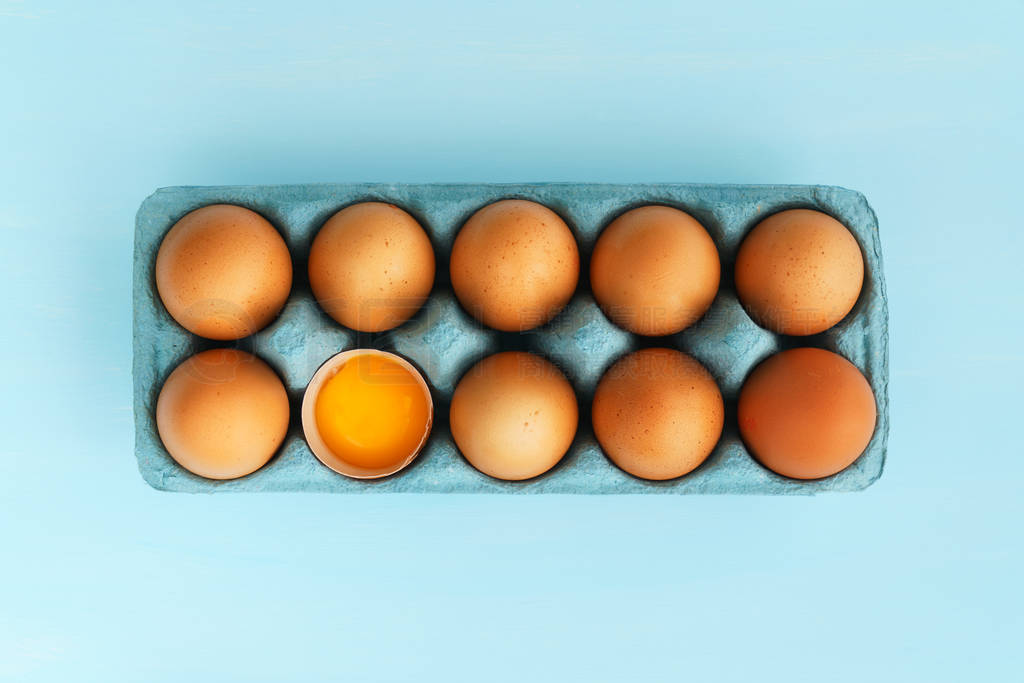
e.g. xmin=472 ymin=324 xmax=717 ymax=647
xmin=308 ymin=202 xmax=435 ymax=332
xmin=155 ymin=204 xmax=292 ymax=340
xmin=590 ymin=205 xmax=720 ymax=336
xmin=592 ymin=348 xmax=723 ymax=481
xmin=738 ymin=347 xmax=876 ymax=480
xmin=450 ymin=200 xmax=579 ymax=332
xmin=449 ymin=351 xmax=578 ymax=481
xmin=735 ymin=208 xmax=864 ymax=335
xmin=156 ymin=349 xmax=290 ymax=480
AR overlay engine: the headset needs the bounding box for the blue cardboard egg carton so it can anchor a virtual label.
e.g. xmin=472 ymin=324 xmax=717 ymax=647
xmin=133 ymin=183 xmax=888 ymax=493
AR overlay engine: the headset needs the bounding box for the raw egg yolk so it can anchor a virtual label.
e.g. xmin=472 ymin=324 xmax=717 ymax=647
xmin=314 ymin=353 xmax=431 ymax=470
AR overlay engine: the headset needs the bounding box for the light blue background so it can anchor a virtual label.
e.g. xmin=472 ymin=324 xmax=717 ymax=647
xmin=2 ymin=1 xmax=1020 ymax=681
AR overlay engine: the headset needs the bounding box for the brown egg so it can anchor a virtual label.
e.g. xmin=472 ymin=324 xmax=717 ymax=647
xmin=590 ymin=205 xmax=720 ymax=336
xmin=738 ymin=347 xmax=876 ymax=480
xmin=449 ymin=351 xmax=578 ymax=481
xmin=156 ymin=349 xmax=290 ymax=480
xmin=308 ymin=202 xmax=435 ymax=332
xmin=450 ymin=200 xmax=579 ymax=331
xmin=155 ymin=204 xmax=292 ymax=340
xmin=735 ymin=208 xmax=864 ymax=335
xmin=592 ymin=348 xmax=723 ymax=480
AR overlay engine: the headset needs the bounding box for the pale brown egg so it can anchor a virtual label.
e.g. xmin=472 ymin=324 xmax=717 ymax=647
xmin=308 ymin=202 xmax=435 ymax=332
xmin=155 ymin=204 xmax=292 ymax=340
xmin=738 ymin=347 xmax=876 ymax=480
xmin=450 ymin=200 xmax=579 ymax=331
xmin=590 ymin=205 xmax=720 ymax=336
xmin=156 ymin=349 xmax=290 ymax=480
xmin=592 ymin=348 xmax=723 ymax=481
xmin=735 ymin=209 xmax=864 ymax=335
xmin=449 ymin=351 xmax=578 ymax=481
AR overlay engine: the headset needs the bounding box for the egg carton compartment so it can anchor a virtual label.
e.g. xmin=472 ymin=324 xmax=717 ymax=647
xmin=133 ymin=183 xmax=889 ymax=494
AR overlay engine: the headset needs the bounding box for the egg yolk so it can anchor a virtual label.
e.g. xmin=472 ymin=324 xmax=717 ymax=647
xmin=314 ymin=353 xmax=431 ymax=470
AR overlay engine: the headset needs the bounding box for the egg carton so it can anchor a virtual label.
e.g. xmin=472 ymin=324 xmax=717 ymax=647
xmin=132 ymin=183 xmax=889 ymax=494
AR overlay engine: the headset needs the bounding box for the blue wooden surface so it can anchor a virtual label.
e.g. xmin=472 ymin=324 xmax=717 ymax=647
xmin=2 ymin=1 xmax=1021 ymax=681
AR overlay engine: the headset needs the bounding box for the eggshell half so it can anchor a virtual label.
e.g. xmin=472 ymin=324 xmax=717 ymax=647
xmin=301 ymin=349 xmax=434 ymax=479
